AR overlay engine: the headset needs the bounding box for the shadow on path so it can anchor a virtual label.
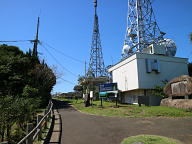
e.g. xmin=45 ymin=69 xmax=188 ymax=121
xmin=52 ymin=99 xmax=76 ymax=110
xmin=43 ymin=99 xmax=66 ymax=144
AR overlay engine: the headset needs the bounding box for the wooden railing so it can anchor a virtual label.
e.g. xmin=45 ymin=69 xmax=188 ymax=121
xmin=17 ymin=100 xmax=53 ymax=144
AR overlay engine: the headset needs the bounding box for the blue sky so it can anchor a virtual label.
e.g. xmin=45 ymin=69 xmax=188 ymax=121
xmin=0 ymin=0 xmax=191 ymax=93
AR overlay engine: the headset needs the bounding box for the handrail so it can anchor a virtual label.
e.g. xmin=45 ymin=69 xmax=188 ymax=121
xmin=18 ymin=101 xmax=53 ymax=144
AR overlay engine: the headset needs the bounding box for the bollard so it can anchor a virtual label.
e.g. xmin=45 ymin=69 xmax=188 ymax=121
xmin=26 ymin=123 xmax=33 ymax=144
xmin=37 ymin=115 xmax=43 ymax=140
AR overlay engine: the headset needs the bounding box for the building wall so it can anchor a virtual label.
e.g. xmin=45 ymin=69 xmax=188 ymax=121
xmin=109 ymin=53 xmax=188 ymax=91
xmin=136 ymin=53 xmax=189 ymax=89
xmin=111 ymin=54 xmax=139 ymax=91
xmin=108 ymin=53 xmax=188 ymax=104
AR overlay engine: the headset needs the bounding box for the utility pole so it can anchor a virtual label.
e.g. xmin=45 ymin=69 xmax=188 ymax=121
xmin=85 ymin=61 xmax=87 ymax=76
xmin=33 ymin=17 xmax=40 ymax=56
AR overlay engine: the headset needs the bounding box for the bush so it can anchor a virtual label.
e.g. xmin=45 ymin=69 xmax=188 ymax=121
xmin=152 ymin=80 xmax=168 ymax=98
xmin=121 ymin=135 xmax=181 ymax=144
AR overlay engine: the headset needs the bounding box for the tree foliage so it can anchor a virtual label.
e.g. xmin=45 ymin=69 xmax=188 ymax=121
xmin=151 ymin=80 xmax=168 ymax=98
xmin=0 ymin=44 xmax=56 ymax=142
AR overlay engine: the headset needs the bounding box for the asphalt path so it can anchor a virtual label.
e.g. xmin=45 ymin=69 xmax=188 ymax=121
xmin=53 ymin=99 xmax=192 ymax=144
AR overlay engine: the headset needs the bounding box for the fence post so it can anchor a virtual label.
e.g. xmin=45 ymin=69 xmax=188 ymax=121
xmin=37 ymin=115 xmax=43 ymax=140
xmin=48 ymin=105 xmax=52 ymax=118
xmin=44 ymin=109 xmax=48 ymax=129
xmin=48 ymin=100 xmax=51 ymax=109
xmin=26 ymin=123 xmax=33 ymax=144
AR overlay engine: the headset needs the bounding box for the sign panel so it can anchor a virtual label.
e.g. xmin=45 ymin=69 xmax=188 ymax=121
xmin=99 ymin=92 xmax=107 ymax=99
xmin=99 ymin=83 xmax=118 ymax=92
xmin=90 ymin=91 xmax=93 ymax=98
xmin=171 ymin=81 xmax=187 ymax=95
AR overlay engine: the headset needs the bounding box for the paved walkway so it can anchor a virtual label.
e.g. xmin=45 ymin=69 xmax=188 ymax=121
xmin=53 ymin=99 xmax=192 ymax=144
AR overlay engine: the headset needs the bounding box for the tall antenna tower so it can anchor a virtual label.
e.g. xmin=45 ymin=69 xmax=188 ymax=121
xmin=88 ymin=0 xmax=106 ymax=77
xmin=122 ymin=0 xmax=165 ymax=58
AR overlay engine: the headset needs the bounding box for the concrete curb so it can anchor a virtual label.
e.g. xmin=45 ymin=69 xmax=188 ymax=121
xmin=43 ymin=109 xmax=62 ymax=144
xmin=49 ymin=109 xmax=62 ymax=143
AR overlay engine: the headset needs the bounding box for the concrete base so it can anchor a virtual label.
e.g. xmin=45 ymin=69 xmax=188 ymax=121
xmin=113 ymin=105 xmax=119 ymax=108
xmin=121 ymin=89 xmax=162 ymax=106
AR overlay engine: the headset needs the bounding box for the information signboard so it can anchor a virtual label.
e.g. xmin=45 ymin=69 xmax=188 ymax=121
xmin=99 ymin=83 xmax=118 ymax=99
xmin=99 ymin=83 xmax=118 ymax=92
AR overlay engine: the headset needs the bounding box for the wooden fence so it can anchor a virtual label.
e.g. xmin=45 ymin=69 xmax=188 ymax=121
xmin=17 ymin=100 xmax=53 ymax=144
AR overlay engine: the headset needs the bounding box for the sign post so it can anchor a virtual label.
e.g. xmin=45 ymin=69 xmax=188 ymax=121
xmin=114 ymin=93 xmax=119 ymax=108
xmin=99 ymin=92 xmax=106 ymax=108
xmin=90 ymin=91 xmax=93 ymax=106
xmin=101 ymin=98 xmax=103 ymax=108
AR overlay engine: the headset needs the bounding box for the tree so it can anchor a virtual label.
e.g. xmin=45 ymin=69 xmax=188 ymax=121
xmin=73 ymin=85 xmax=83 ymax=92
xmin=32 ymin=63 xmax=56 ymax=106
xmin=51 ymin=65 xmax=63 ymax=79
xmin=0 ymin=44 xmax=56 ymax=142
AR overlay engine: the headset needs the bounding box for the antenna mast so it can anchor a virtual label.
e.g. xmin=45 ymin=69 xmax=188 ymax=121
xmin=88 ymin=0 xmax=106 ymax=78
xmin=122 ymin=0 xmax=165 ymax=58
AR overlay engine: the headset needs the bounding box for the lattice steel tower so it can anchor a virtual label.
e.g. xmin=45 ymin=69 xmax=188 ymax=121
xmin=122 ymin=0 xmax=165 ymax=58
xmin=88 ymin=0 xmax=106 ymax=77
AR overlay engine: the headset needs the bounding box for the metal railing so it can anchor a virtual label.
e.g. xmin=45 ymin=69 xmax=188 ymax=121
xmin=18 ymin=100 xmax=53 ymax=144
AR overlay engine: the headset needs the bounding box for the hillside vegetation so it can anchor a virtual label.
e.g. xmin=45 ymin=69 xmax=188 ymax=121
xmin=0 ymin=44 xmax=56 ymax=143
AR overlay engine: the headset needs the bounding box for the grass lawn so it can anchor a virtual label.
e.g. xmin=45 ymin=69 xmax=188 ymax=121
xmin=56 ymin=97 xmax=192 ymax=118
xmin=121 ymin=135 xmax=182 ymax=144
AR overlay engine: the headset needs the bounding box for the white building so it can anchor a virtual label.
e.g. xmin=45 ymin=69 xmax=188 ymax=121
xmin=108 ymin=52 xmax=188 ymax=105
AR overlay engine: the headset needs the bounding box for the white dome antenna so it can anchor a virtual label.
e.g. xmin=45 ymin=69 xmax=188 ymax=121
xmin=159 ymin=38 xmax=177 ymax=56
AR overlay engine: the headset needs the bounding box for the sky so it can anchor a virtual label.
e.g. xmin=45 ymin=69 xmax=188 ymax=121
xmin=0 ymin=0 xmax=192 ymax=93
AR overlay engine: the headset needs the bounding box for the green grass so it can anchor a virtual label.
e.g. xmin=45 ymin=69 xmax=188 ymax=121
xmin=121 ymin=135 xmax=182 ymax=144
xmin=56 ymin=98 xmax=192 ymax=118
